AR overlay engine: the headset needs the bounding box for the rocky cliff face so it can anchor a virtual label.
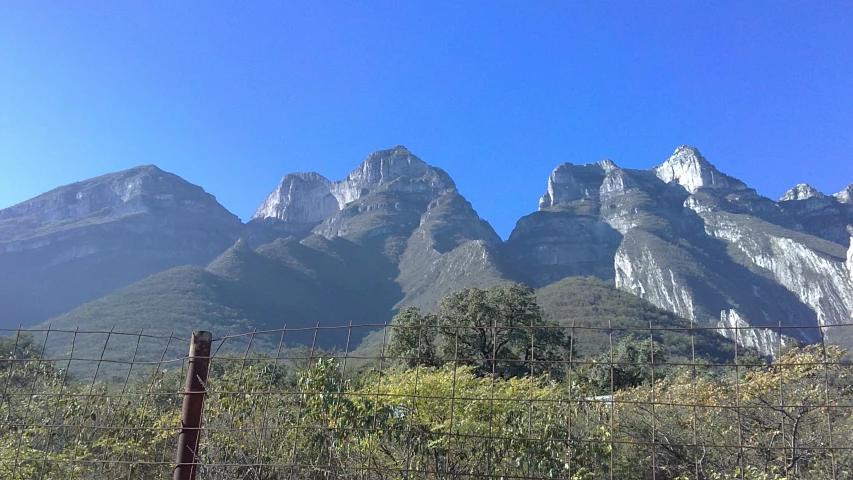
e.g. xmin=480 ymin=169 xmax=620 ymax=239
xmin=835 ymin=184 xmax=853 ymax=204
xmin=252 ymin=172 xmax=339 ymax=225
xmin=511 ymin=146 xmax=853 ymax=355
xmin=0 ymin=166 xmax=242 ymax=327
xmin=652 ymin=146 xmax=749 ymax=194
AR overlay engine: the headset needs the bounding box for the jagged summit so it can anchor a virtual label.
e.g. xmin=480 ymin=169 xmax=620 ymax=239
xmin=3 ymin=143 xmax=852 ymax=358
xmin=254 ymin=147 xmax=456 ymax=225
xmin=780 ymin=183 xmax=826 ymax=201
xmin=652 ymin=146 xmax=747 ymax=194
xmin=252 ymin=172 xmax=337 ymax=224
xmin=332 ymin=146 xmax=454 ymax=206
xmin=834 ymin=184 xmax=853 ymax=204
xmin=538 ymin=160 xmax=617 ymax=209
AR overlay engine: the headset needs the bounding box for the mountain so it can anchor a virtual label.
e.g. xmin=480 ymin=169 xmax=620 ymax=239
xmin=508 ymin=146 xmax=853 ymax=354
xmin=250 ymin=146 xmax=511 ymax=310
xmin=36 ymin=147 xmax=509 ymax=358
xmin=3 ymin=145 xmax=852 ymax=361
xmin=0 ymin=166 xmax=242 ymax=328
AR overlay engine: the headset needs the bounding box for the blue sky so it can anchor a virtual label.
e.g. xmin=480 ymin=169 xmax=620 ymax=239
xmin=1 ymin=1 xmax=851 ymax=238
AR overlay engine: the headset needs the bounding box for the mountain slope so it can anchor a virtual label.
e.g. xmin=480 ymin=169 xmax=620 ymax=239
xmin=0 ymin=166 xmax=242 ymax=328
xmin=253 ymin=146 xmax=513 ymax=312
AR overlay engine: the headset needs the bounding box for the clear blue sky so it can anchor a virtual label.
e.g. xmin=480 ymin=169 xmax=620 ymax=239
xmin=1 ymin=1 xmax=851 ymax=238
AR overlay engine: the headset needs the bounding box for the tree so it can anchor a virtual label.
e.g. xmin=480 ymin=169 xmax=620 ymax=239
xmin=581 ymin=335 xmax=667 ymax=395
xmin=386 ymin=307 xmax=438 ymax=368
xmin=435 ymin=283 xmax=572 ymax=379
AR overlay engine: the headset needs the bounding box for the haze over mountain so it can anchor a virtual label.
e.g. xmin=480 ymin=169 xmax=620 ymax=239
xmin=2 ymin=146 xmax=852 ymax=359
xmin=0 ymin=166 xmax=242 ymax=326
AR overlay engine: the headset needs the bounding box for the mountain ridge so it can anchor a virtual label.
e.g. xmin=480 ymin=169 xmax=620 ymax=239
xmin=1 ymin=145 xmax=851 ymax=358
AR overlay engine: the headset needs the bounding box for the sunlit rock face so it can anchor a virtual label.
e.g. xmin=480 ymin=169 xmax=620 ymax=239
xmin=717 ymin=309 xmax=784 ymax=357
xmin=252 ymin=172 xmax=338 ymax=224
xmin=330 ymin=146 xmax=455 ymax=207
xmin=511 ymin=145 xmax=853 ymax=355
xmin=0 ymin=165 xmax=235 ymax=227
xmin=780 ymin=183 xmax=825 ymax=202
xmin=776 ymin=184 xmax=853 ymax=246
xmin=252 ymin=146 xmax=458 ymax=240
xmin=835 ymin=184 xmax=853 ymax=204
xmin=702 ymin=214 xmax=853 ymax=343
xmin=652 ymin=146 xmax=748 ymax=194
xmin=847 ymin=227 xmax=853 ymax=283
xmin=538 ymin=161 xmax=610 ymax=209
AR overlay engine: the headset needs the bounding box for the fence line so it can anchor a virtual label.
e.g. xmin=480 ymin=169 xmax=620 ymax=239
xmin=1 ymin=320 xmax=852 ymax=479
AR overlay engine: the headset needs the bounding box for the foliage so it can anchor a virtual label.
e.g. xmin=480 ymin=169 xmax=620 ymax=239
xmin=351 ymin=364 xmax=611 ymax=479
xmin=611 ymin=345 xmax=853 ymax=479
xmin=1 ymin=326 xmax=851 ymax=479
xmin=386 ymin=307 xmax=438 ymax=369
xmin=537 ymin=276 xmax=738 ymax=362
xmin=388 ymin=284 xmax=573 ymax=379
xmin=580 ymin=335 xmax=668 ymax=395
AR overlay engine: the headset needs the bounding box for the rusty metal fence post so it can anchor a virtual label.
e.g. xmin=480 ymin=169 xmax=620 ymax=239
xmin=174 ymin=331 xmax=212 ymax=480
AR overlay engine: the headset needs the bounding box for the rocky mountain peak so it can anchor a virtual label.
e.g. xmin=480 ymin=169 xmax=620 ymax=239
xmin=331 ymin=146 xmax=454 ymax=206
xmin=652 ymin=146 xmax=747 ymax=194
xmin=597 ymin=159 xmax=619 ymax=173
xmin=780 ymin=183 xmax=826 ymax=202
xmin=0 ymin=164 xmax=233 ymax=228
xmin=251 ymin=172 xmax=338 ymax=223
xmin=538 ymin=161 xmax=612 ymax=210
xmin=255 ymin=147 xmax=457 ymax=230
xmin=834 ymin=184 xmax=853 ymax=204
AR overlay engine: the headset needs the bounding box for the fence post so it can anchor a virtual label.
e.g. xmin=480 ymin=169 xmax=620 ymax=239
xmin=174 ymin=331 xmax=213 ymax=480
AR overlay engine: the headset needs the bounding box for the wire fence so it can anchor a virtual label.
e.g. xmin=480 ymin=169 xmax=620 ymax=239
xmin=1 ymin=321 xmax=852 ymax=480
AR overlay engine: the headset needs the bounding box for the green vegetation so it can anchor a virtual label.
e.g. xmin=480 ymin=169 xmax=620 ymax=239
xmin=537 ymin=276 xmax=738 ymax=361
xmin=2 ymin=323 xmax=851 ymax=479
xmin=387 ymin=284 xmax=572 ymax=378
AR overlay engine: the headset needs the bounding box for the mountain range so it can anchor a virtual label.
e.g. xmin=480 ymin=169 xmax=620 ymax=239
xmin=2 ymin=145 xmax=852 ymax=359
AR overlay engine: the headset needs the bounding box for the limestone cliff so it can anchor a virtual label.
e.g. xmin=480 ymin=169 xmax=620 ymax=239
xmin=5 ymin=144 xmax=851 ymax=358
xmin=513 ymin=146 xmax=853 ymax=355
xmin=652 ymin=146 xmax=748 ymax=194
xmin=252 ymin=172 xmax=338 ymax=225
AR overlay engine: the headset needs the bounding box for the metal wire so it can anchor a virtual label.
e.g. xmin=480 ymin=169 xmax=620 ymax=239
xmin=1 ymin=320 xmax=851 ymax=480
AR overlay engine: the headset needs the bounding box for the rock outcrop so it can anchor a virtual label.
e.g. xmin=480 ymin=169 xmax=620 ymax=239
xmin=252 ymin=172 xmax=338 ymax=225
xmin=835 ymin=184 xmax=853 ymax=204
xmin=780 ymin=183 xmax=826 ymax=201
xmin=253 ymin=146 xmax=508 ymax=312
xmin=652 ymin=146 xmax=748 ymax=194
xmin=848 ymin=226 xmax=853 ymax=282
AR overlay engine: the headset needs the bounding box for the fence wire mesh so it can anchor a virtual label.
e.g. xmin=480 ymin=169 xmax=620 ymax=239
xmin=1 ymin=320 xmax=852 ymax=480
